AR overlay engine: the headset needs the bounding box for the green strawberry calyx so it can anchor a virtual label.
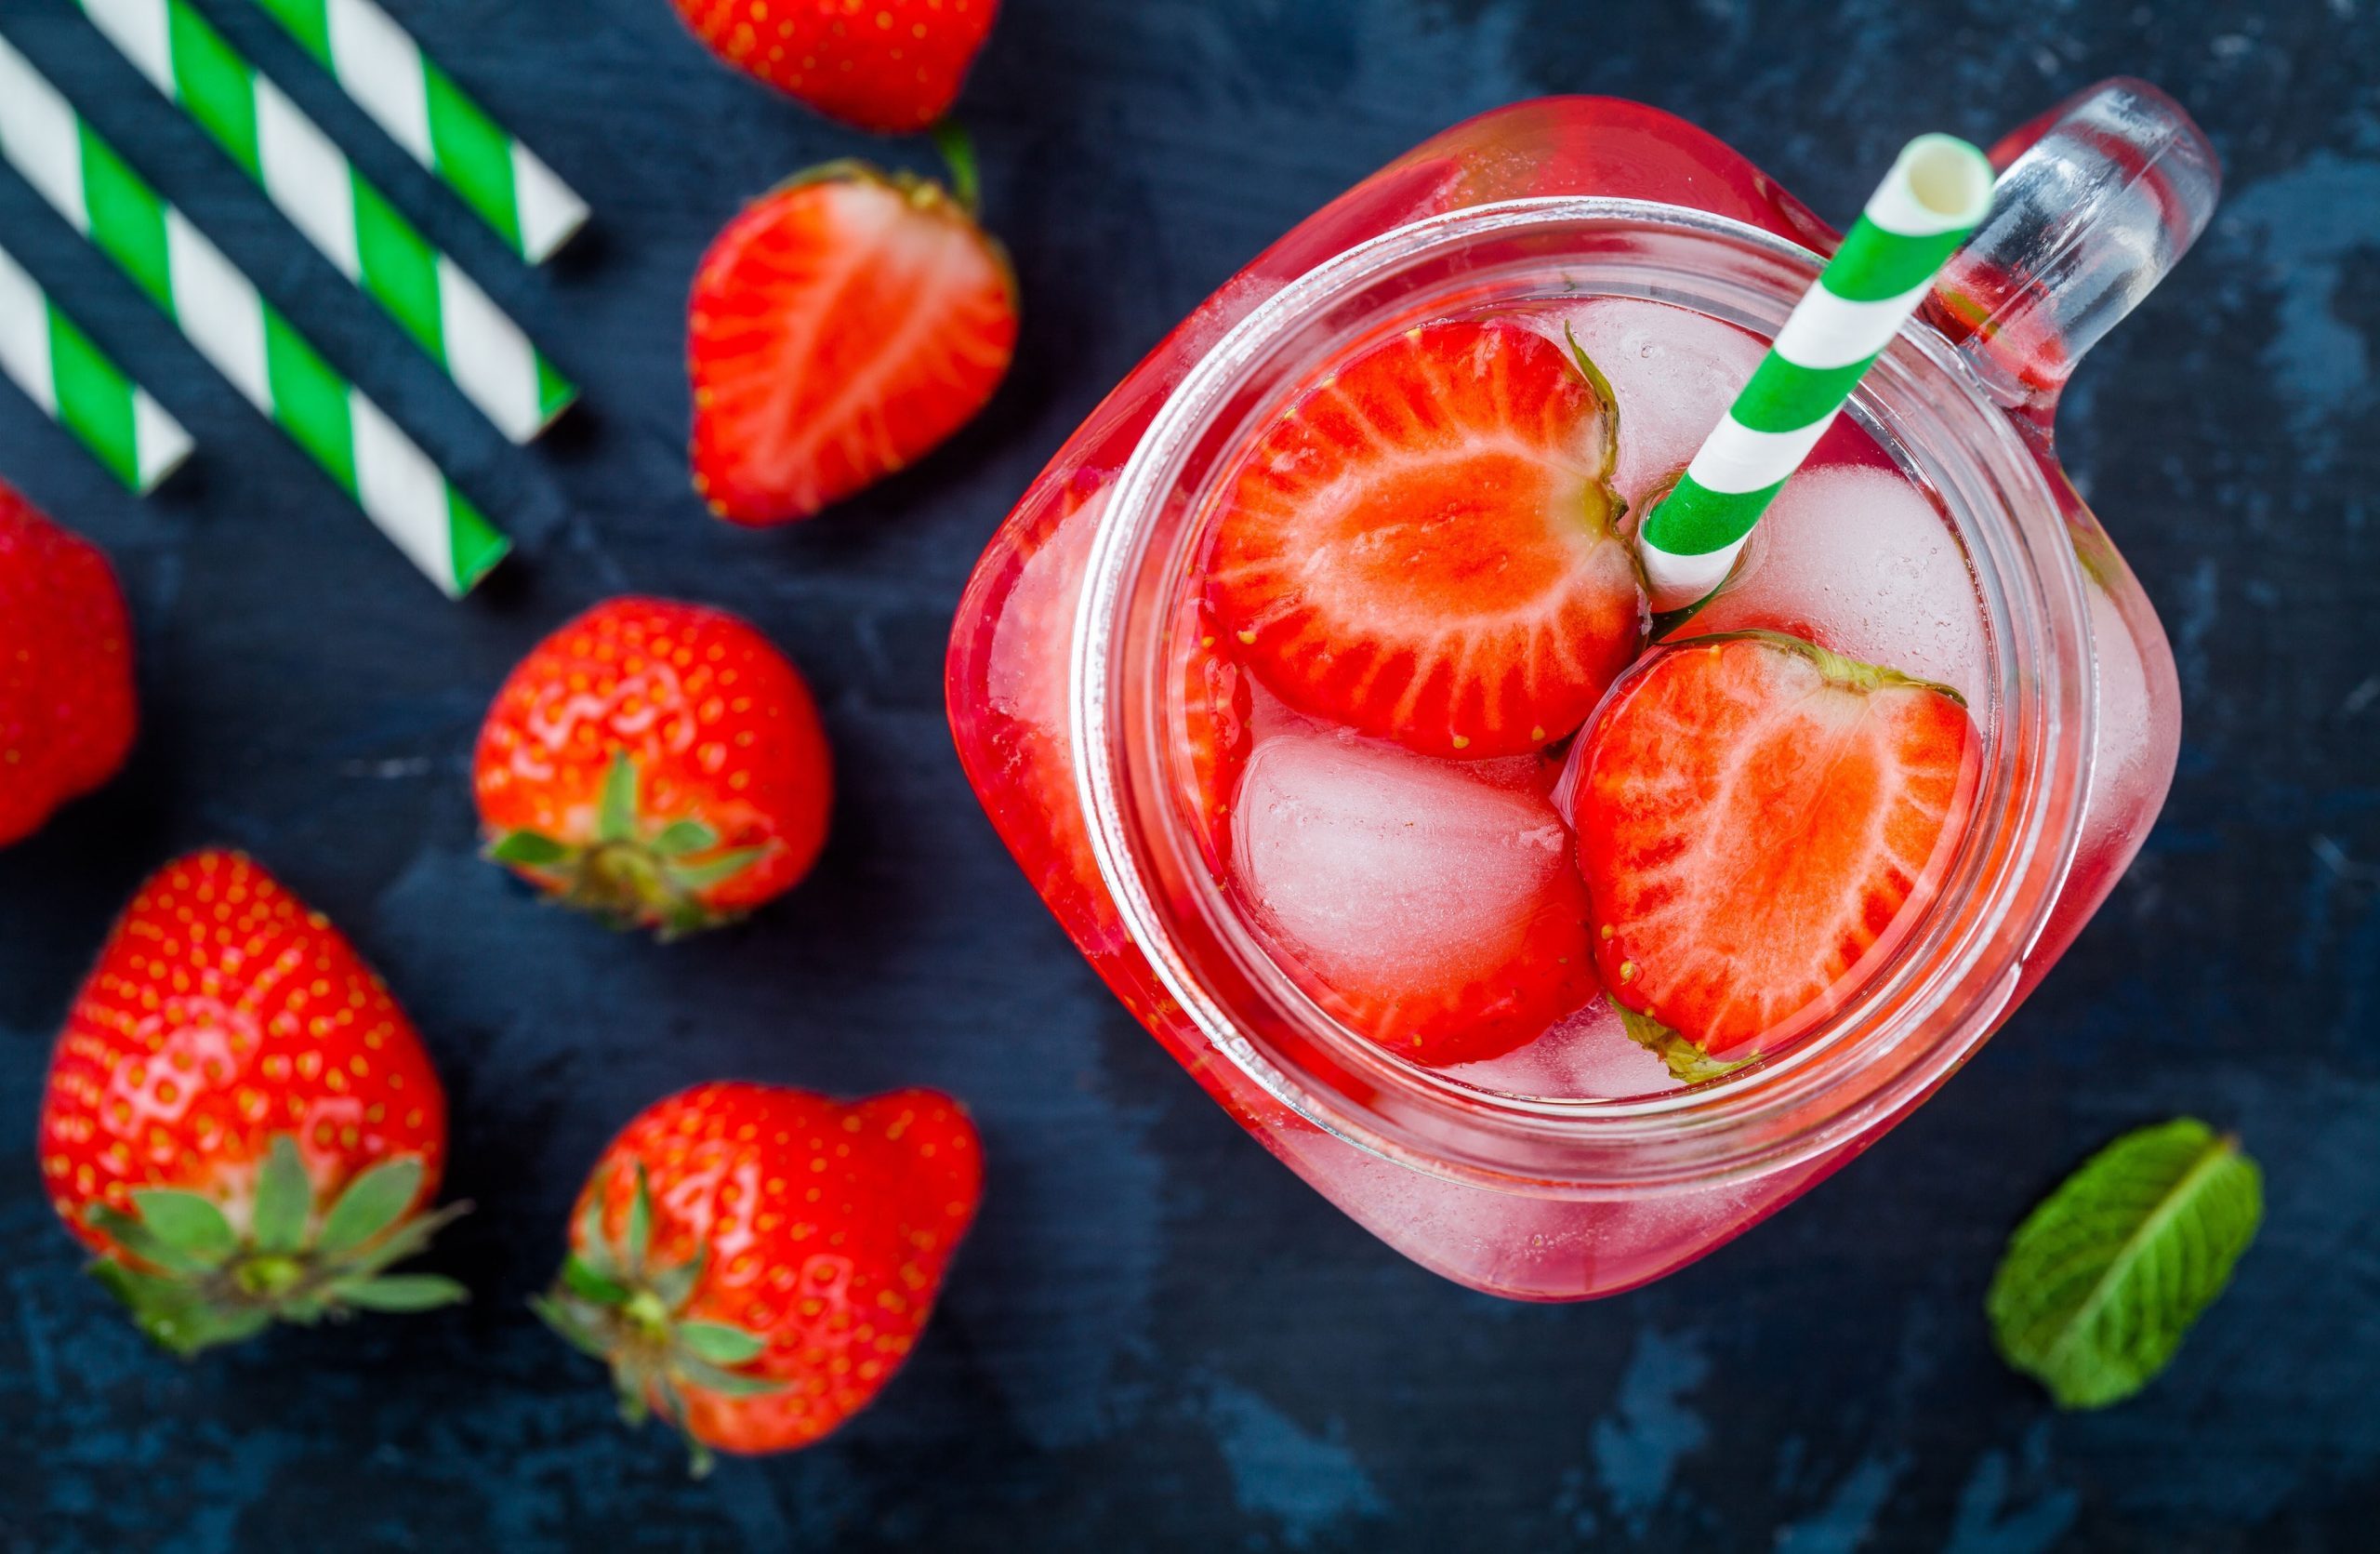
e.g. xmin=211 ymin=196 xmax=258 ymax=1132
xmin=84 ymin=1135 xmax=468 ymax=1357
xmin=487 ymin=750 xmax=771 ymax=939
xmin=531 ymin=1163 xmax=782 ymax=1479
xmin=1612 ymin=999 xmax=1759 ymax=1086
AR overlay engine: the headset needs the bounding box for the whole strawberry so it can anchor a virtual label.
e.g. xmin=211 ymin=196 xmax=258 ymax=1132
xmin=534 ymin=1082 xmax=983 ymax=1472
xmin=690 ymin=155 xmax=1017 ymax=525
xmin=0 ymin=483 xmax=136 ymax=846
xmin=475 ymin=599 xmax=834 ymax=936
xmin=668 ymin=0 xmax=1000 ymax=132
xmin=38 ymin=851 xmax=465 ymax=1354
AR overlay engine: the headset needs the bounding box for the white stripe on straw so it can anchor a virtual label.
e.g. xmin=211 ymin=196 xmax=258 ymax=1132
xmin=1637 ymin=134 xmax=1996 ymax=612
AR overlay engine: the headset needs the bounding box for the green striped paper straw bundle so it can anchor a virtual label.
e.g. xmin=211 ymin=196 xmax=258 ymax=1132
xmin=0 ymin=240 xmax=192 ymax=492
xmin=0 ymin=34 xmax=508 ymax=596
xmin=245 ymin=0 xmax=588 ymax=264
xmin=1637 ymin=134 xmax=1997 ymax=612
xmin=76 ymin=0 xmax=575 ymax=445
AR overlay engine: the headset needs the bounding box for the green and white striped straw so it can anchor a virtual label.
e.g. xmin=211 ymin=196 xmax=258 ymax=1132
xmin=1638 ymin=134 xmax=1997 ymax=611
xmin=244 ymin=0 xmax=588 ymax=264
xmin=76 ymin=0 xmax=575 ymax=445
xmin=0 ymin=33 xmax=509 ymax=597
xmin=0 ymin=240 xmax=192 ymax=492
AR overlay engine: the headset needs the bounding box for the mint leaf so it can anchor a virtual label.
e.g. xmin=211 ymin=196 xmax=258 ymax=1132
xmin=1987 ymin=1118 xmax=2261 ymax=1410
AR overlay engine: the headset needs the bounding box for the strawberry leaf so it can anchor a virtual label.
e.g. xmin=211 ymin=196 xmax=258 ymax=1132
xmin=575 ymin=1178 xmax=619 ymax=1280
xmin=490 ymin=830 xmax=571 ymax=868
xmin=675 ymin=1355 xmax=781 ymax=1398
xmin=530 ymin=1293 xmax=611 ymax=1361
xmin=316 ymin=1158 xmax=424 ymax=1255
xmin=342 ymin=1200 xmax=467 ymax=1277
xmin=1988 ymin=1118 xmax=2261 ymax=1410
xmin=86 ymin=1203 xmax=213 ymax=1275
xmin=1561 ymin=322 xmax=1624 ymax=485
xmin=932 ymin=120 xmax=981 ymax=215
xmin=652 ymin=820 xmax=720 ymax=857
xmin=678 ymin=1321 xmax=766 ymax=1365
xmin=125 ymin=1190 xmax=237 ymax=1266
xmin=649 ymin=1246 xmax=707 ymax=1310
xmin=252 ymin=1136 xmax=314 ymax=1254
xmin=1613 ymin=1001 xmax=1754 ymax=1085
xmin=625 ymin=1164 xmax=654 ymax=1275
xmin=598 ymin=751 xmax=640 ymax=843
xmin=562 ymin=1254 xmax=630 ymax=1306
xmin=666 ymin=846 xmax=769 ymax=892
xmin=336 ymin=1273 xmax=469 ymax=1312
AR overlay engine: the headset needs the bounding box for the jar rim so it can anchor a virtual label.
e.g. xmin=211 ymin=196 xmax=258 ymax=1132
xmin=1071 ymin=196 xmax=2096 ymax=1196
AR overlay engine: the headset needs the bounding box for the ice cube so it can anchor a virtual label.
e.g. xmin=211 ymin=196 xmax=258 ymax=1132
xmin=1527 ymin=298 xmax=1768 ymax=510
xmin=1231 ymin=732 xmax=1573 ymax=989
xmin=1687 ymin=462 xmax=1991 ymax=707
xmin=1447 ymin=997 xmax=1682 ymax=1099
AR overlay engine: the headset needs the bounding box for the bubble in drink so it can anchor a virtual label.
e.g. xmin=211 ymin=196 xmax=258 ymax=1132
xmin=1687 ymin=461 xmax=1991 ymax=706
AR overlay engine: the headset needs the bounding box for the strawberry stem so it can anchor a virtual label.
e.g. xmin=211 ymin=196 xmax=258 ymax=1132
xmin=932 ymin=119 xmax=980 ymax=216
xmin=82 ymin=1135 xmax=467 ymax=1356
xmin=485 ymin=753 xmax=772 ymax=938
xmin=534 ymin=1165 xmax=782 ymax=1476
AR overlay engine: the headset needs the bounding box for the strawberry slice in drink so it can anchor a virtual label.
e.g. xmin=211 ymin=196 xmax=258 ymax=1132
xmin=1170 ymin=591 xmax=1254 ymax=868
xmin=1206 ymin=318 xmax=1644 ymax=759
xmin=1231 ymin=729 xmax=1598 ymax=1066
xmin=1570 ymin=631 xmax=1981 ymax=1060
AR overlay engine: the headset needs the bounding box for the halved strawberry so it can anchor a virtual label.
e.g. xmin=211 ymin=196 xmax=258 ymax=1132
xmin=690 ymin=156 xmax=1017 ymax=525
xmin=1205 ymin=318 xmax=1644 ymax=759
xmin=1170 ymin=591 xmax=1252 ymax=868
xmin=1570 ymin=631 xmax=1981 ymax=1057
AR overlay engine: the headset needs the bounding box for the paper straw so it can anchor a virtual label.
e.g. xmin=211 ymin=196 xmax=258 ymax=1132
xmin=1638 ymin=134 xmax=1996 ymax=611
xmin=243 ymin=0 xmax=588 ymax=264
xmin=74 ymin=0 xmax=575 ymax=445
xmin=0 ymin=34 xmax=509 ymax=597
xmin=0 ymin=240 xmax=192 ymax=492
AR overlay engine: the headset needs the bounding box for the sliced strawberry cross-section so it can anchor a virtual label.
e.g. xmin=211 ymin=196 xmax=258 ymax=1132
xmin=1205 ymin=318 xmax=1644 ymax=759
xmin=690 ymin=162 xmax=1017 ymax=525
xmin=1570 ymin=631 xmax=1982 ymax=1058
xmin=1170 ymin=590 xmax=1254 ymax=869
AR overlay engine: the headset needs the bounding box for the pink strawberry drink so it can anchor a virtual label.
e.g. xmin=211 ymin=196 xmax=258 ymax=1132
xmin=949 ymin=85 xmax=2217 ymax=1298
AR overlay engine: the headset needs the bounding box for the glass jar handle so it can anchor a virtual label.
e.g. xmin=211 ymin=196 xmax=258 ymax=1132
xmin=1929 ymin=78 xmax=2219 ymax=409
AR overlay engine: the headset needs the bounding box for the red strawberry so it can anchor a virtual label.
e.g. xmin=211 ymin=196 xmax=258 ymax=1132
xmin=1571 ymin=631 xmax=1982 ymax=1058
xmin=37 ymin=851 xmax=464 ymax=1354
xmin=535 ymin=1082 xmax=982 ymax=1472
xmin=690 ymin=160 xmax=1017 ymax=525
xmin=1171 ymin=590 xmax=1252 ymax=868
xmin=475 ymin=598 xmax=834 ymax=936
xmin=1206 ymin=318 xmax=1644 ymax=759
xmin=668 ymin=0 xmax=1000 ymax=133
xmin=0 ymin=484 xmax=136 ymax=846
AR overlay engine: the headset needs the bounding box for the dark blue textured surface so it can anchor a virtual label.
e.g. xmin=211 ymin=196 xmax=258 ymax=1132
xmin=2 ymin=1 xmax=2376 ymax=1548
